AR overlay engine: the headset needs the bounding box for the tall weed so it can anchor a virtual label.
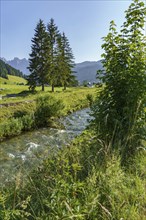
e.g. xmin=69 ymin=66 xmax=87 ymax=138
xmin=1 ymin=130 xmax=145 ymax=219
xmin=35 ymin=95 xmax=64 ymax=127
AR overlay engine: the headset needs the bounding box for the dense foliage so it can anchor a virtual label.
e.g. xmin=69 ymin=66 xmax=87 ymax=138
xmin=0 ymin=59 xmax=24 ymax=79
xmin=55 ymin=32 xmax=76 ymax=90
xmin=35 ymin=95 xmax=64 ymax=127
xmin=92 ymin=0 xmax=146 ymax=161
xmin=0 ymin=129 xmax=145 ymax=220
xmin=46 ymin=18 xmax=60 ymax=92
xmin=27 ymin=19 xmax=50 ymax=92
xmin=27 ymin=18 xmax=76 ymax=92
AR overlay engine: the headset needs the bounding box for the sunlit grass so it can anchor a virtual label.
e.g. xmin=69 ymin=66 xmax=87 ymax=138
xmin=0 ymin=86 xmax=98 ymax=126
xmin=0 ymin=75 xmax=27 ymax=85
xmin=0 ymin=85 xmax=97 ymax=104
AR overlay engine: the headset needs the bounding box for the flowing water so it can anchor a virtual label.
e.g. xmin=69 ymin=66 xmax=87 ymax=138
xmin=0 ymin=108 xmax=91 ymax=186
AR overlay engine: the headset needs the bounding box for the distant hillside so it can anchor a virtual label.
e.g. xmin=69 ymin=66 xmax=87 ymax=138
xmin=0 ymin=59 xmax=24 ymax=79
xmin=1 ymin=57 xmax=104 ymax=83
xmin=73 ymin=60 xmax=103 ymax=84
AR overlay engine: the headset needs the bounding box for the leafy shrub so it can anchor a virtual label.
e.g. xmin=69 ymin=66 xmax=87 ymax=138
xmin=21 ymin=113 xmax=35 ymax=131
xmin=0 ymin=114 xmax=35 ymax=139
xmin=0 ymin=126 xmax=4 ymax=139
xmin=91 ymin=0 xmax=146 ymax=162
xmin=1 ymin=118 xmax=23 ymax=138
xmin=35 ymin=95 xmax=64 ymax=127
xmin=13 ymin=110 xmax=28 ymax=118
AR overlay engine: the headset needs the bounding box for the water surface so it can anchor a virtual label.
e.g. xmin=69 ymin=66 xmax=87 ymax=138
xmin=0 ymin=108 xmax=91 ymax=186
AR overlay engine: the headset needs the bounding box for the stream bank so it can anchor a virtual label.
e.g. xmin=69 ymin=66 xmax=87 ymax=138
xmin=0 ymin=108 xmax=92 ymax=186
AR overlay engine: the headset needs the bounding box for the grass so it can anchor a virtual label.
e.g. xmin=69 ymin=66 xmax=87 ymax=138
xmin=0 ymin=84 xmax=97 ymax=102
xmin=0 ymin=75 xmax=28 ymax=96
xmin=0 ymin=87 xmax=98 ymax=122
xmin=0 ymin=75 xmax=27 ymax=85
xmin=0 ymin=86 xmax=100 ymax=140
xmin=0 ymin=84 xmax=29 ymax=96
xmin=0 ymin=129 xmax=145 ymax=220
xmin=0 ymin=81 xmax=145 ymax=219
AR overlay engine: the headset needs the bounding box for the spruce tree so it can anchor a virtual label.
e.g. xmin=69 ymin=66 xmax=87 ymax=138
xmin=47 ymin=18 xmax=59 ymax=92
xmin=56 ymin=32 xmax=75 ymax=90
xmin=28 ymin=19 xmax=49 ymax=91
xmin=92 ymin=0 xmax=146 ymax=160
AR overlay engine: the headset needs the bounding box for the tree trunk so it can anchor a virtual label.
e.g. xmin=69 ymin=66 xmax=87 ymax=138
xmin=52 ymin=84 xmax=54 ymax=92
xmin=64 ymin=85 xmax=66 ymax=90
xmin=42 ymin=84 xmax=45 ymax=91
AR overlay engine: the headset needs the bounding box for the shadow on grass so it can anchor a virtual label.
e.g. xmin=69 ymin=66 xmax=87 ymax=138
xmin=4 ymin=90 xmax=37 ymax=98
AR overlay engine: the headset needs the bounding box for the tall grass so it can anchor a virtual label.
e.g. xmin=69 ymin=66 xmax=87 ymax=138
xmin=0 ymin=129 xmax=145 ymax=220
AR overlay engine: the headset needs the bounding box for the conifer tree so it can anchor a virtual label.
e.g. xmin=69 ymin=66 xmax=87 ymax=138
xmin=56 ymin=32 xmax=75 ymax=90
xmin=28 ymin=19 xmax=49 ymax=91
xmin=47 ymin=18 xmax=59 ymax=92
xmin=92 ymin=0 xmax=146 ymax=159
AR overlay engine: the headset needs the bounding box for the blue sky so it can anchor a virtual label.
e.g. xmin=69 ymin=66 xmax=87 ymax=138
xmin=1 ymin=0 xmax=132 ymax=63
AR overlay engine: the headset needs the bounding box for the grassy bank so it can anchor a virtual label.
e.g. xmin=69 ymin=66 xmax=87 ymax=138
xmin=0 ymin=87 xmax=99 ymax=140
xmin=1 ymin=84 xmax=145 ymax=219
xmin=0 ymin=128 xmax=145 ymax=220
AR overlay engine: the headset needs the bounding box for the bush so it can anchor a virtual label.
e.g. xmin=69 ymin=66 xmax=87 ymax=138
xmin=0 ymin=126 xmax=4 ymax=139
xmin=35 ymin=95 xmax=64 ymax=127
xmin=0 ymin=113 xmax=35 ymax=139
xmin=0 ymin=118 xmax=23 ymax=138
xmin=91 ymin=1 xmax=146 ymax=162
xmin=13 ymin=110 xmax=28 ymax=118
xmin=21 ymin=113 xmax=35 ymax=131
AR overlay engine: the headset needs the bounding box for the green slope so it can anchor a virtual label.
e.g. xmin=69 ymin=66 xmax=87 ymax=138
xmin=0 ymin=74 xmax=27 ymax=85
xmin=0 ymin=59 xmax=24 ymax=79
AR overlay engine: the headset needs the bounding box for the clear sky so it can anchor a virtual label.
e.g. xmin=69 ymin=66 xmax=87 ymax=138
xmin=1 ymin=0 xmax=133 ymax=63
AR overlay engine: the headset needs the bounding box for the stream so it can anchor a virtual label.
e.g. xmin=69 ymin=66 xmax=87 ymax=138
xmin=0 ymin=108 xmax=91 ymax=186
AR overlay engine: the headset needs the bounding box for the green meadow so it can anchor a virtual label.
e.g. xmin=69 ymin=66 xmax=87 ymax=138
xmin=0 ymin=79 xmax=145 ymax=220
xmin=0 ymin=0 xmax=146 ymax=217
xmin=0 ymin=76 xmax=98 ymax=139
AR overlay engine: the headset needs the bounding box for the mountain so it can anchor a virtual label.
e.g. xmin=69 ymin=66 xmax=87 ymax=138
xmin=73 ymin=60 xmax=103 ymax=84
xmin=6 ymin=57 xmax=30 ymax=75
xmin=0 ymin=59 xmax=24 ymax=79
xmin=1 ymin=57 xmax=104 ymax=83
